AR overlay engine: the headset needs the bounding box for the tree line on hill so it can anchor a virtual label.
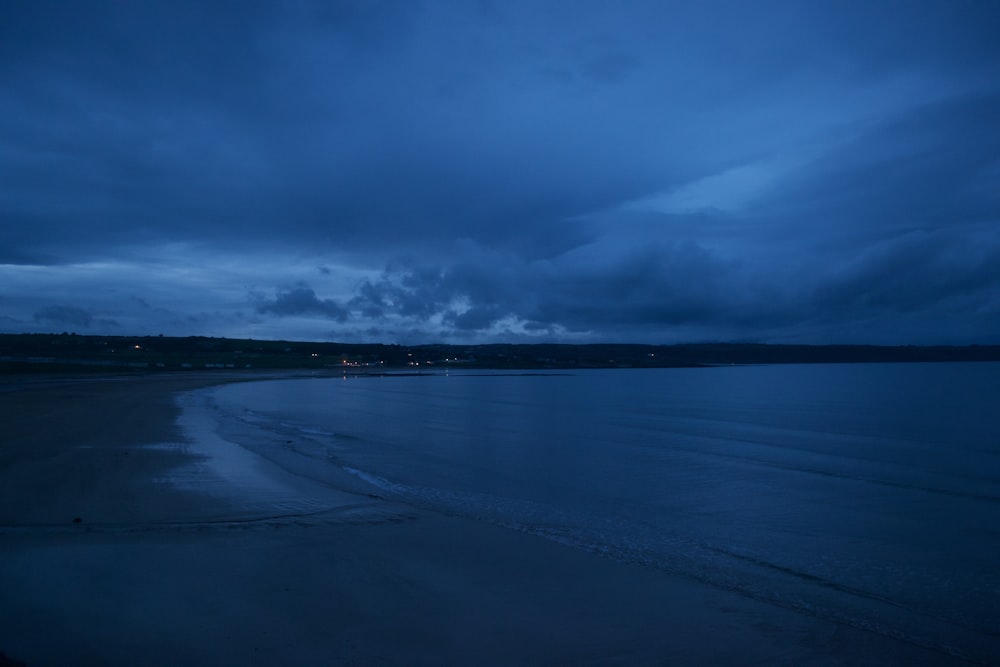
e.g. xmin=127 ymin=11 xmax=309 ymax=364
xmin=2 ymin=333 xmax=999 ymax=373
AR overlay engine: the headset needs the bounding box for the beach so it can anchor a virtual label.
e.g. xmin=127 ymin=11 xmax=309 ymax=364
xmin=0 ymin=373 xmax=974 ymax=666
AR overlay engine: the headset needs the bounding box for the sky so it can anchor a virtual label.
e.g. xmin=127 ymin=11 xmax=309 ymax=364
xmin=2 ymin=1 xmax=999 ymax=344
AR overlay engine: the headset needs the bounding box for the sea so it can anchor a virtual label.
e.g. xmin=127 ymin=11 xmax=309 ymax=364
xmin=194 ymin=362 xmax=1000 ymax=663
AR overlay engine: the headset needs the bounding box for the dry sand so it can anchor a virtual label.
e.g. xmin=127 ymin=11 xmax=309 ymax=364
xmin=0 ymin=373 xmax=971 ymax=666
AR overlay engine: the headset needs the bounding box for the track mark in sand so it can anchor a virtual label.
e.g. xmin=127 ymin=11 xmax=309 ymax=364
xmin=0 ymin=502 xmax=420 ymax=536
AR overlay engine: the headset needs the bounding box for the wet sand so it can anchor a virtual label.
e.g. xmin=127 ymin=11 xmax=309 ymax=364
xmin=0 ymin=373 xmax=970 ymax=665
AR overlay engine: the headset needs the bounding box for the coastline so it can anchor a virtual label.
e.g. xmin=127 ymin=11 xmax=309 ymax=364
xmin=0 ymin=373 xmax=973 ymax=665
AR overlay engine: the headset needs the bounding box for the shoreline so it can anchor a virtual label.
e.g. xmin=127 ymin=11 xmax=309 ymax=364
xmin=0 ymin=373 xmax=973 ymax=665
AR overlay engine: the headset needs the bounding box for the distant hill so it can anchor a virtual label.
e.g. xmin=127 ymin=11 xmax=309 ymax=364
xmin=2 ymin=333 xmax=999 ymax=373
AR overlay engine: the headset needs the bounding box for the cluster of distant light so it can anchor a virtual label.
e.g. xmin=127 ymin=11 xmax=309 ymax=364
xmin=338 ymin=358 xmax=383 ymax=367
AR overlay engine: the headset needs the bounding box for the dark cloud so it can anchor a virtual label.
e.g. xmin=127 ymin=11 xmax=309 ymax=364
xmin=338 ymin=240 xmax=756 ymax=339
xmin=813 ymin=229 xmax=1000 ymax=316
xmin=747 ymin=93 xmax=1000 ymax=238
xmin=33 ymin=305 xmax=94 ymax=328
xmin=447 ymin=305 xmax=508 ymax=331
xmin=256 ymin=283 xmax=348 ymax=322
xmin=32 ymin=305 xmax=120 ymax=330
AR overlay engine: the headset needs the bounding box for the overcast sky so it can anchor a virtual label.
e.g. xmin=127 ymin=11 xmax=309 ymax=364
xmin=2 ymin=1 xmax=999 ymax=344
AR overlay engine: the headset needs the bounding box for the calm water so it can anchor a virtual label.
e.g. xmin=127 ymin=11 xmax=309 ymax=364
xmin=202 ymin=363 xmax=1000 ymax=662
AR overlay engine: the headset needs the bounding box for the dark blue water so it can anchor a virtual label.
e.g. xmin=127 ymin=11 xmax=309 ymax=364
xmin=204 ymin=363 xmax=1000 ymax=662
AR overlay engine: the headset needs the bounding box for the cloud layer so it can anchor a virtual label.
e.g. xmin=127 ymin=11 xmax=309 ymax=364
xmin=2 ymin=1 xmax=999 ymax=343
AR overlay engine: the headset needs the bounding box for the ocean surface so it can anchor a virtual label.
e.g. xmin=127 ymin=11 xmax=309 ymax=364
xmin=197 ymin=363 xmax=1000 ymax=663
